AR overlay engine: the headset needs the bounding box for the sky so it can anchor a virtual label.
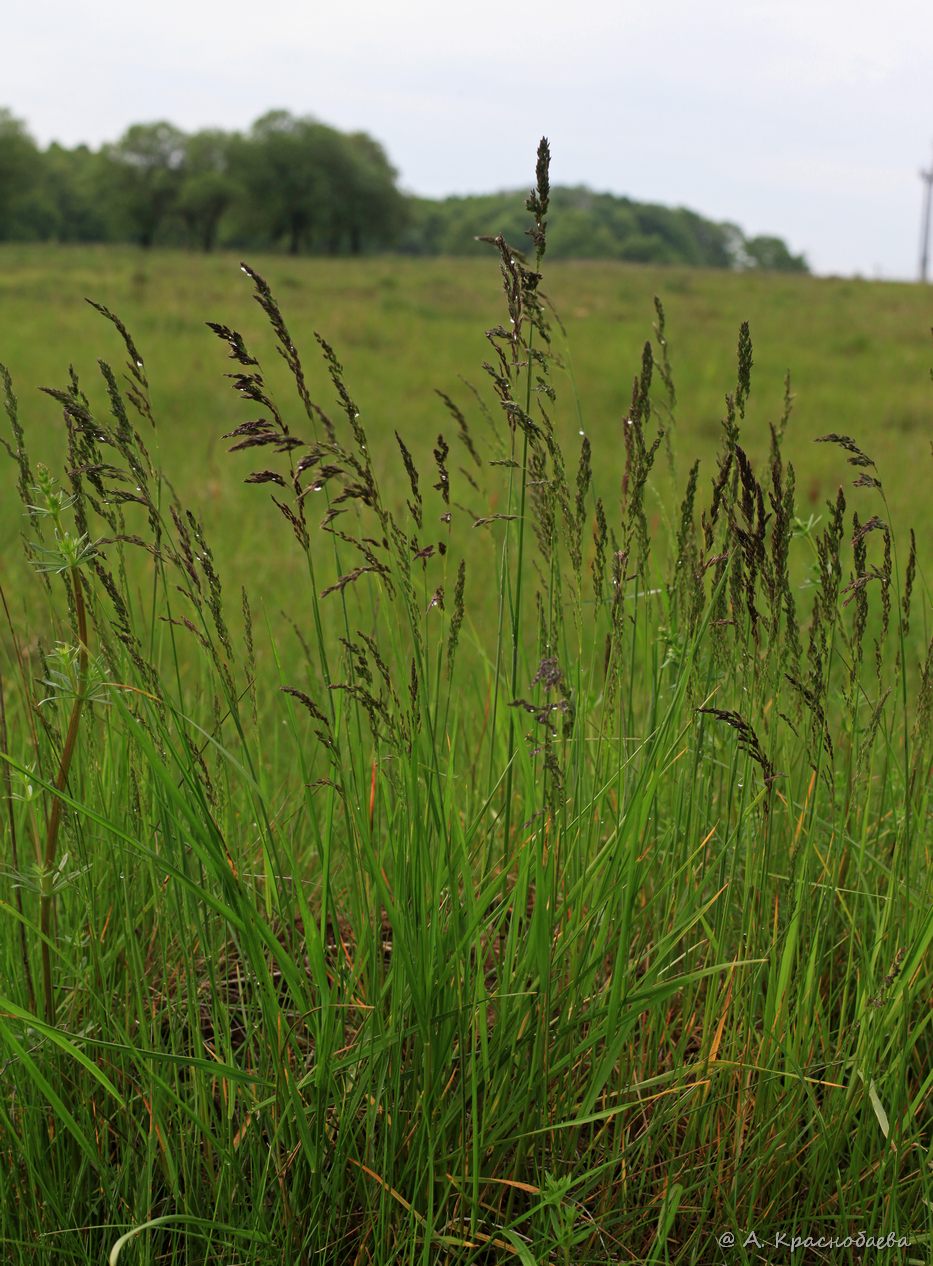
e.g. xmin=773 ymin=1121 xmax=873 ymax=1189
xmin=6 ymin=0 xmax=933 ymax=279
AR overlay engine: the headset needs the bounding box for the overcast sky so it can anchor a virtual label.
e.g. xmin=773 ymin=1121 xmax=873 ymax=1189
xmin=6 ymin=0 xmax=933 ymax=278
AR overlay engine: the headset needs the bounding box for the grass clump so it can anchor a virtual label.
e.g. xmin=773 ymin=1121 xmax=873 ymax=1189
xmin=0 ymin=141 xmax=930 ymax=1265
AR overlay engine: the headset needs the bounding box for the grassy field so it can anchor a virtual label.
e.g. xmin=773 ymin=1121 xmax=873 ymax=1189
xmin=1 ymin=244 xmax=931 ymax=595
xmin=0 ymin=226 xmax=931 ymax=1264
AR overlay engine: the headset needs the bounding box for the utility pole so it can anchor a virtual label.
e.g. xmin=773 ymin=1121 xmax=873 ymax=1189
xmin=920 ymin=155 xmax=933 ymax=283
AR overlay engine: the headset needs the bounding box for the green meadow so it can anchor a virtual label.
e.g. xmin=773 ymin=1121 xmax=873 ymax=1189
xmin=1 ymin=243 xmax=931 ymax=589
xmin=0 ymin=224 xmax=930 ymax=1264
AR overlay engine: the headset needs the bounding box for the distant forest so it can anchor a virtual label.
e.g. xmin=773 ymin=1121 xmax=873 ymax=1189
xmin=0 ymin=107 xmax=808 ymax=271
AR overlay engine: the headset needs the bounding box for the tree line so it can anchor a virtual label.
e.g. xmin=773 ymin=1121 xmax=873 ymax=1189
xmin=404 ymin=187 xmax=808 ymax=271
xmin=0 ymin=107 xmax=808 ymax=270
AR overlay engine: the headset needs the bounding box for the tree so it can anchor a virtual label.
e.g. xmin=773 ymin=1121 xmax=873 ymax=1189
xmin=743 ymin=235 xmax=809 ymax=273
xmin=38 ymin=143 xmax=115 ymax=242
xmin=232 ymin=111 xmax=405 ymax=255
xmin=232 ymin=111 xmax=339 ymax=254
xmin=339 ymin=132 xmax=407 ymax=254
xmin=102 ymin=121 xmax=187 ymax=247
xmin=0 ymin=108 xmax=42 ymax=239
xmin=177 ymin=130 xmax=237 ymax=251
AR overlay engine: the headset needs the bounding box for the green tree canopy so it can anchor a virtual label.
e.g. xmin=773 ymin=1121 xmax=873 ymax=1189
xmin=102 ymin=121 xmax=187 ymax=248
xmin=35 ymin=143 xmax=115 ymax=242
xmin=231 ymin=110 xmax=404 ymax=255
xmin=177 ymin=129 xmax=238 ymax=252
xmin=0 ymin=108 xmax=42 ymax=239
xmin=338 ymin=131 xmax=408 ymax=253
xmin=742 ymin=234 xmax=809 ymax=273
